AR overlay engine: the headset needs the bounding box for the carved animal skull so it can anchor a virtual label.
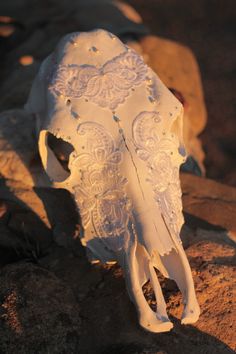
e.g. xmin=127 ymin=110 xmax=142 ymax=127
xmin=26 ymin=29 xmax=200 ymax=332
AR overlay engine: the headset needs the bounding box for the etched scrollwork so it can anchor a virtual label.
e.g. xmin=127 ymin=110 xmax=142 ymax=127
xmin=49 ymin=49 xmax=147 ymax=110
xmin=132 ymin=111 xmax=184 ymax=241
xmin=73 ymin=122 xmax=131 ymax=251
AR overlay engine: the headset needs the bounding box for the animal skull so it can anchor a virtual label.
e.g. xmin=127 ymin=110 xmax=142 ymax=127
xmin=26 ymin=29 xmax=200 ymax=332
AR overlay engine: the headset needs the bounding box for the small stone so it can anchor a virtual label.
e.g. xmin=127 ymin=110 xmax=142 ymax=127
xmin=19 ymin=56 xmax=34 ymax=66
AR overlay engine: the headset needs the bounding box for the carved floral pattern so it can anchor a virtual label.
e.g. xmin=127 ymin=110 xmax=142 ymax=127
xmin=49 ymin=49 xmax=147 ymax=110
xmin=73 ymin=122 xmax=131 ymax=251
xmin=132 ymin=111 xmax=184 ymax=241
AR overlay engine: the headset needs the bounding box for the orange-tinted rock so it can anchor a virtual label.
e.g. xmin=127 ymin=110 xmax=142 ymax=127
xmin=181 ymin=173 xmax=236 ymax=231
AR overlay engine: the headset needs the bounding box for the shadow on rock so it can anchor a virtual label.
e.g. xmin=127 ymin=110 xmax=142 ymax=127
xmin=0 ymin=261 xmax=81 ymax=353
xmin=0 ymin=177 xmax=53 ymax=266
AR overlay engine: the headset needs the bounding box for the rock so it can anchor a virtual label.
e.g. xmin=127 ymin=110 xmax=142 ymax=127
xmin=0 ymin=109 xmax=46 ymax=187
xmin=0 ymin=178 xmax=80 ymax=264
xmin=0 ymin=262 xmax=81 ymax=353
xmin=181 ymin=173 xmax=236 ymax=232
xmin=71 ymin=0 xmax=148 ymax=39
xmin=0 ymin=178 xmax=53 ymax=265
xmin=101 ymin=343 xmax=167 ymax=354
xmin=0 ymin=61 xmax=40 ymax=111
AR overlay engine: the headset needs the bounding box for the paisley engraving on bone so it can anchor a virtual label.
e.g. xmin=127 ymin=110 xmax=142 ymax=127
xmin=49 ymin=49 xmax=147 ymax=110
xmin=132 ymin=111 xmax=184 ymax=244
xmin=74 ymin=121 xmax=131 ymax=252
xmin=26 ymin=29 xmax=200 ymax=333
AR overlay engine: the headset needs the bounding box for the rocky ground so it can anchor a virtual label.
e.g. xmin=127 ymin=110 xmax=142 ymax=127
xmin=0 ymin=175 xmax=235 ymax=353
xmin=0 ymin=1 xmax=235 ymax=353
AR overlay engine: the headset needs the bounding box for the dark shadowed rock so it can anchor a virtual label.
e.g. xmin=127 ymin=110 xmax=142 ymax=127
xmin=0 ymin=262 xmax=81 ymax=354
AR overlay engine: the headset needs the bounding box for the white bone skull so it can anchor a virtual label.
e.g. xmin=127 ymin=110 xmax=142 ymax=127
xmin=26 ymin=29 xmax=200 ymax=333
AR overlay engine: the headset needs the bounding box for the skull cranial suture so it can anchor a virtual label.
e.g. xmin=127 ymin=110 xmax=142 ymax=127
xmin=26 ymin=29 xmax=200 ymax=333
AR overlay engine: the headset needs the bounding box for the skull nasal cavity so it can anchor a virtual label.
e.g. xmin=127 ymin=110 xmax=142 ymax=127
xmin=47 ymin=133 xmax=74 ymax=173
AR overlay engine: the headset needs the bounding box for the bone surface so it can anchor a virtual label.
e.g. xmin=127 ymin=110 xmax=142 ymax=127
xmin=26 ymin=29 xmax=200 ymax=332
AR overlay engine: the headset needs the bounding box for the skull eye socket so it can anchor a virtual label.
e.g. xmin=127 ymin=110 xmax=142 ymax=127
xmin=47 ymin=133 xmax=74 ymax=173
xmin=39 ymin=130 xmax=75 ymax=183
